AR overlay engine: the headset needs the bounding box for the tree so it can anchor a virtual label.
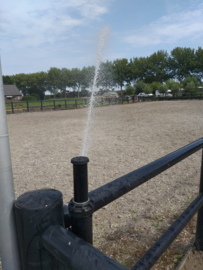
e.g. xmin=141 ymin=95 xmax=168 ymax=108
xmin=71 ymin=67 xmax=90 ymax=98
xmin=171 ymin=84 xmax=179 ymax=96
xmin=97 ymin=61 xmax=115 ymax=90
xmin=146 ymin=50 xmax=170 ymax=83
xmin=158 ymin=84 xmax=168 ymax=96
xmin=165 ymin=79 xmax=179 ymax=96
xmin=59 ymin=68 xmax=72 ymax=99
xmin=125 ymin=85 xmax=135 ymax=95
xmin=27 ymin=72 xmax=48 ymax=100
xmin=135 ymin=81 xmax=152 ymax=94
xmin=3 ymin=75 xmax=13 ymax=84
xmin=168 ymin=47 xmax=196 ymax=89
xmin=150 ymin=81 xmax=162 ymax=94
xmin=182 ymin=76 xmax=198 ymax=90
xmin=47 ymin=67 xmax=61 ymax=98
xmin=185 ymin=81 xmax=196 ymax=95
xmin=129 ymin=57 xmax=148 ymax=82
xmin=195 ymin=47 xmax=203 ymax=81
xmin=113 ymin=58 xmax=131 ymax=95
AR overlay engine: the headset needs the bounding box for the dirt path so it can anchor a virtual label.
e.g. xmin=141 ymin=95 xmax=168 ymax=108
xmin=2 ymin=100 xmax=203 ymax=269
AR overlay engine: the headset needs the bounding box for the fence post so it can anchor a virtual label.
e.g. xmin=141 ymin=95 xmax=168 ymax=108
xmin=53 ymin=100 xmax=55 ymax=110
xmin=11 ymin=102 xmax=14 ymax=113
xmin=41 ymin=100 xmax=43 ymax=111
xmin=14 ymin=189 xmax=64 ymax=270
xmin=68 ymin=157 xmax=93 ymax=244
xmin=75 ymin=99 xmax=77 ymax=108
xmin=26 ymin=101 xmax=29 ymax=112
xmin=65 ymin=99 xmax=67 ymax=109
xmin=195 ymin=149 xmax=203 ymax=250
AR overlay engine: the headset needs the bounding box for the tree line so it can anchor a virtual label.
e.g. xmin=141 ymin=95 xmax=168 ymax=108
xmin=3 ymin=47 xmax=203 ymax=99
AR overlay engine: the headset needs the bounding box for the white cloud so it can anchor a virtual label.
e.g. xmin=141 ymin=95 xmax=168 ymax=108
xmin=124 ymin=4 xmax=203 ymax=47
xmin=0 ymin=0 xmax=111 ymax=49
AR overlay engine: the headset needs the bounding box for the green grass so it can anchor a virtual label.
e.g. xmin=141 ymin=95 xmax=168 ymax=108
xmin=5 ymin=98 xmax=85 ymax=111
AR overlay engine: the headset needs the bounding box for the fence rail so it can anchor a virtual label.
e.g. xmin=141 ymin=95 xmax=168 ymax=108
xmin=12 ymin=138 xmax=203 ymax=270
xmin=5 ymin=97 xmax=135 ymax=114
xmin=6 ymin=94 xmax=203 ymax=114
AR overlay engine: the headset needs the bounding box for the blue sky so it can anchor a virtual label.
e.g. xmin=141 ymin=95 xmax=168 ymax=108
xmin=1 ymin=0 xmax=203 ymax=75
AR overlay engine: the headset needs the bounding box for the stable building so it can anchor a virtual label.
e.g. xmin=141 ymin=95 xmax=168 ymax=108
xmin=4 ymin=85 xmax=22 ymax=101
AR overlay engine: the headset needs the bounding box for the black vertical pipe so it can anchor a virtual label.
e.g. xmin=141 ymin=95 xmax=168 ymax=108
xmin=65 ymin=99 xmax=67 ymax=109
xmin=196 ymin=149 xmax=203 ymax=250
xmin=14 ymin=189 xmax=64 ymax=270
xmin=71 ymin=156 xmax=89 ymax=202
xmin=41 ymin=100 xmax=43 ymax=111
xmin=26 ymin=101 xmax=29 ymax=112
xmin=11 ymin=102 xmax=14 ymax=113
xmin=69 ymin=156 xmax=93 ymax=244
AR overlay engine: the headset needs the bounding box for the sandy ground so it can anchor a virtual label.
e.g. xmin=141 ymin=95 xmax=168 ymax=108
xmin=2 ymin=100 xmax=203 ymax=269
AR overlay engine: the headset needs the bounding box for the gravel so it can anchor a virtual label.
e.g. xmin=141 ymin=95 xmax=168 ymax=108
xmin=1 ymin=100 xmax=203 ymax=269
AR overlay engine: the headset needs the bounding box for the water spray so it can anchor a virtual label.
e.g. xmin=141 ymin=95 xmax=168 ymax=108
xmin=81 ymin=26 xmax=109 ymax=156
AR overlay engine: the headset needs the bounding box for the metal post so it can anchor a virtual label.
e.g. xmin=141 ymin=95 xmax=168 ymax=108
xmin=11 ymin=101 xmax=14 ymax=113
xmin=68 ymin=156 xmax=93 ymax=244
xmin=14 ymin=189 xmax=64 ymax=270
xmin=132 ymin=95 xmax=135 ymax=103
xmin=40 ymin=100 xmax=43 ymax=111
xmin=65 ymin=99 xmax=67 ymax=109
xmin=195 ymin=149 xmax=203 ymax=250
xmin=27 ymin=101 xmax=29 ymax=112
xmin=0 ymin=58 xmax=21 ymax=269
xmin=75 ymin=99 xmax=77 ymax=108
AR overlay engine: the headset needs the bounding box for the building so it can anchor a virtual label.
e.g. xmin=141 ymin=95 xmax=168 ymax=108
xmin=4 ymin=85 xmax=22 ymax=101
xmin=102 ymin=91 xmax=119 ymax=98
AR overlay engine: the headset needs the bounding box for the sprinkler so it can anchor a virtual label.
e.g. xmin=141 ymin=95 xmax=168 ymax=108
xmin=68 ymin=156 xmax=94 ymax=244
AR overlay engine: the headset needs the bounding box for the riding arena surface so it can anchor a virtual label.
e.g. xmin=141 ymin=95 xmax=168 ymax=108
xmin=3 ymin=100 xmax=203 ymax=269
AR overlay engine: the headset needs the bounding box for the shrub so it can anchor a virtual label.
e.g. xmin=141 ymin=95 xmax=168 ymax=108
xmin=22 ymin=96 xmax=37 ymax=101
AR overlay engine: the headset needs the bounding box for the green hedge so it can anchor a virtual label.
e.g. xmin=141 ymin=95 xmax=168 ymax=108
xmin=22 ymin=96 xmax=38 ymax=101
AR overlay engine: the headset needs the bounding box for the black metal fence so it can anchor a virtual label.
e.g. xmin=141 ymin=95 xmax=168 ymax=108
xmin=13 ymin=138 xmax=203 ymax=270
xmin=6 ymin=97 xmax=135 ymax=114
xmin=138 ymin=94 xmax=203 ymax=102
xmin=6 ymin=94 xmax=203 ymax=114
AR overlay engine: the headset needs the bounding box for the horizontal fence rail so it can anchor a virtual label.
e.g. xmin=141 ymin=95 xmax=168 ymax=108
xmin=131 ymin=193 xmax=203 ymax=270
xmin=89 ymin=138 xmax=203 ymax=211
xmin=13 ymin=138 xmax=203 ymax=270
xmin=42 ymin=225 xmax=128 ymax=270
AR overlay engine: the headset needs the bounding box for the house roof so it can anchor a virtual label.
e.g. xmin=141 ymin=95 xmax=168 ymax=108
xmin=3 ymin=85 xmax=22 ymax=96
xmin=102 ymin=91 xmax=118 ymax=96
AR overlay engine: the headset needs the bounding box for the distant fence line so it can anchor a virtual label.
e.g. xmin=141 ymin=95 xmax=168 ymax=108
xmin=5 ymin=94 xmax=203 ymax=114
